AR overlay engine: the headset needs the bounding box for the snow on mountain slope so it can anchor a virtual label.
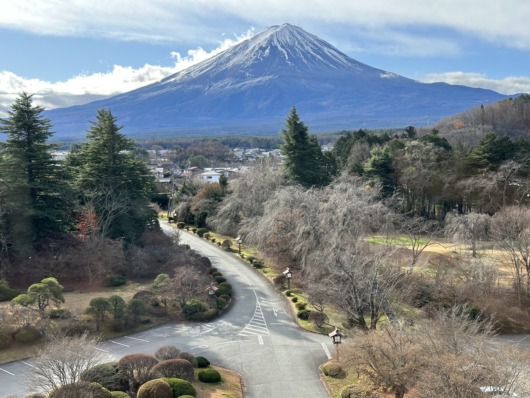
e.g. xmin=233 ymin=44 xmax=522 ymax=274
xmin=46 ymin=23 xmax=507 ymax=140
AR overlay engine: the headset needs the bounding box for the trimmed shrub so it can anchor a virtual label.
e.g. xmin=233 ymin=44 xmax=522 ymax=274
xmin=214 ymin=276 xmax=226 ymax=284
xmin=14 ymin=327 xmax=41 ymax=344
xmin=132 ymin=290 xmax=155 ymax=303
xmin=191 ymin=228 xmax=197 ymax=234
xmin=177 ymin=352 xmax=198 ymax=368
xmin=273 ymin=274 xmax=286 ymax=287
xmin=197 ymin=228 xmax=208 ymax=237
xmin=187 ymin=308 xmax=218 ymax=321
xmin=197 ymin=257 xmax=212 ymax=268
xmin=253 ymin=261 xmax=264 ymax=269
xmin=218 ymin=282 xmax=232 ymax=290
xmin=103 ymin=275 xmax=126 ymax=287
xmin=110 ymin=392 xmax=130 ymax=398
xmin=179 ymin=396 xmax=196 ymax=398
xmin=216 ymin=296 xmax=228 ymax=310
xmin=240 ymin=253 xmax=245 ymax=259
xmin=176 ymin=222 xmax=185 ymax=229
xmin=49 ymin=308 xmax=72 ymax=319
xmin=221 ymin=239 xmax=232 ymax=250
xmin=211 ymin=271 xmax=222 ymax=278
xmin=208 ymin=267 xmax=218 ymax=274
xmin=214 ymin=286 xmax=232 ymax=297
xmin=0 ymin=279 xmax=19 ymax=301
xmin=155 ymin=345 xmax=181 ymax=361
xmin=81 ymin=362 xmax=121 ymax=391
xmin=247 ymin=256 xmax=255 ymax=263
xmin=150 ymin=359 xmax=194 ymax=381
xmin=198 ymin=368 xmax=221 ymax=383
xmin=48 ymin=381 xmax=113 ymax=398
xmin=323 ymin=362 xmax=346 ymax=378
xmin=182 ymin=299 xmax=205 ymax=316
xmin=137 ymin=379 xmax=172 ymax=398
xmin=160 ymin=377 xmax=196 ymax=397
xmin=196 ymin=356 xmax=210 ymax=368
xmin=295 ymin=302 xmax=307 ymax=310
xmin=297 ymin=309 xmax=311 ymax=320
xmin=291 ymin=297 xmax=298 ymax=303
xmin=203 ymin=232 xmax=211 ymax=239
xmin=285 ymin=290 xmax=292 ymax=296
xmin=185 ymin=226 xmax=190 ymax=231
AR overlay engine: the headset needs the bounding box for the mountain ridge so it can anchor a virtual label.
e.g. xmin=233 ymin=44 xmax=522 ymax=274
xmin=45 ymin=23 xmax=508 ymax=140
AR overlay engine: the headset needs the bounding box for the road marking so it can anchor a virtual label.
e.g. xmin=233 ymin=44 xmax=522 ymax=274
xmin=22 ymin=361 xmax=35 ymax=368
xmin=273 ymin=309 xmax=277 ymax=317
xmin=108 ymin=340 xmax=130 ymax=347
xmin=190 ymin=345 xmax=209 ymax=350
xmin=0 ymin=367 xmax=15 ymax=375
xmin=124 ymin=336 xmax=150 ymax=342
xmin=321 ymin=342 xmax=332 ymax=360
xmin=258 ymin=335 xmax=264 ymax=345
xmin=237 ymin=289 xmax=270 ymax=337
xmin=94 ymin=347 xmax=109 ymax=353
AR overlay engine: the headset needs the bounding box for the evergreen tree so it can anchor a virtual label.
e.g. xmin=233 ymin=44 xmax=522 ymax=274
xmin=280 ymin=107 xmax=332 ymax=187
xmin=68 ymin=109 xmax=154 ymax=241
xmin=0 ymin=93 xmax=72 ymax=253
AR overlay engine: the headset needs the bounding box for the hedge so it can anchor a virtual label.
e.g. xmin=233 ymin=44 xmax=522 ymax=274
xmin=198 ymin=368 xmax=222 ymax=383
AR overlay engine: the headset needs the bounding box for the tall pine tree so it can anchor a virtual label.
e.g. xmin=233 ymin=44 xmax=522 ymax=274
xmin=280 ymin=107 xmax=333 ymax=188
xmin=68 ymin=109 xmax=154 ymax=241
xmin=0 ymin=93 xmax=72 ymax=254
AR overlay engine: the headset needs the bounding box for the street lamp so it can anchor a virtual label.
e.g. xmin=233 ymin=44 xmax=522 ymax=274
xmin=328 ymin=328 xmax=343 ymax=362
xmin=236 ymin=236 xmax=243 ymax=254
xmin=283 ymin=267 xmax=292 ymax=291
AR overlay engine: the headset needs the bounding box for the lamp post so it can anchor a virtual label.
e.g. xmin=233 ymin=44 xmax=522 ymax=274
xmin=328 ymin=328 xmax=343 ymax=362
xmin=283 ymin=267 xmax=292 ymax=291
xmin=206 ymin=282 xmax=218 ymax=306
xmin=236 ymin=236 xmax=243 ymax=254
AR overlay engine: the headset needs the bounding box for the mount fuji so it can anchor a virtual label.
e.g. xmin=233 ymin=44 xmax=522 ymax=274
xmin=46 ymin=23 xmax=508 ymax=139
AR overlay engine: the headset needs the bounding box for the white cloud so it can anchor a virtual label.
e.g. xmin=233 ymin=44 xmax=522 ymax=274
xmin=2 ymin=1 xmax=530 ymax=50
xmin=423 ymin=72 xmax=530 ymax=95
xmin=0 ymin=29 xmax=254 ymax=116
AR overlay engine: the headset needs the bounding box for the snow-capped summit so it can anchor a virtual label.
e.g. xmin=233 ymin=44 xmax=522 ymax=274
xmin=46 ymin=24 xmax=507 ymax=139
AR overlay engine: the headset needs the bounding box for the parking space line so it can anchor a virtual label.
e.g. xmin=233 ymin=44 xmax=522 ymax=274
xmin=22 ymin=361 xmax=35 ymax=368
xmin=0 ymin=367 xmax=15 ymax=375
xmin=108 ymin=340 xmax=130 ymax=347
xmin=124 ymin=336 xmax=150 ymax=342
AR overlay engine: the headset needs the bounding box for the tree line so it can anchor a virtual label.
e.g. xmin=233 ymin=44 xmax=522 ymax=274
xmin=0 ymin=93 xmax=155 ymax=279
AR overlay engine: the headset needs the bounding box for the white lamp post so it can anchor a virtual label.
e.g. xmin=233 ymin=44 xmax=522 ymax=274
xmin=328 ymin=328 xmax=343 ymax=362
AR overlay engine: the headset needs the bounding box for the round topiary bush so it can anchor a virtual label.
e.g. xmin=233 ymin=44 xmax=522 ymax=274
xmin=208 ymin=267 xmax=218 ymax=274
xmin=176 ymin=222 xmax=185 ymax=229
xmin=14 ymin=327 xmax=41 ymax=344
xmin=216 ymin=296 xmax=228 ymax=310
xmin=187 ymin=308 xmax=218 ymax=321
xmin=214 ymin=276 xmax=226 ymax=284
xmin=48 ymin=381 xmax=113 ymax=398
xmin=136 ymin=379 xmax=172 ymax=398
xmin=291 ymin=297 xmax=298 ymax=303
xmin=150 ymin=359 xmax=194 ymax=381
xmin=160 ymin=377 xmax=197 ymax=397
xmin=297 ymin=309 xmax=311 ymax=320
xmin=198 ymin=368 xmax=222 ymax=383
xmin=80 ymin=361 xmax=121 ymax=391
xmin=196 ymin=356 xmax=210 ymax=368
xmin=182 ymin=299 xmax=205 ymax=316
xmin=49 ymin=309 xmax=72 ymax=319
xmin=214 ymin=286 xmax=232 ymax=297
xmin=295 ymin=302 xmax=307 ymax=310
xmin=110 ymin=392 xmax=130 ymax=398
xmin=154 ymin=345 xmax=181 ymax=360
xmin=103 ymin=275 xmax=126 ymax=287
xmin=323 ymin=362 xmax=346 ymax=378
xmin=221 ymin=239 xmax=232 ymax=250
xmin=340 ymin=384 xmax=382 ymax=398
xmin=196 ymin=228 xmax=209 ymax=237
xmin=177 ymin=351 xmax=198 ymax=368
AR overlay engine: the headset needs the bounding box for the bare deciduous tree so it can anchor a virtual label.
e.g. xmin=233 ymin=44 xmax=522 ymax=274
xmin=170 ymin=265 xmax=209 ymax=308
xmin=445 ymin=211 xmax=491 ymax=257
xmin=27 ymin=333 xmax=108 ymax=394
xmin=492 ymin=205 xmax=530 ymax=302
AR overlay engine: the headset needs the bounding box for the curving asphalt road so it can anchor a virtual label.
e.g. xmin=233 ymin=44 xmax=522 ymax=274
xmin=0 ymin=223 xmax=332 ymax=398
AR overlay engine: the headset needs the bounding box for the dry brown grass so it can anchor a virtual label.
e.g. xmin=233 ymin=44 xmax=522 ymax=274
xmin=193 ymin=366 xmax=243 ymax=398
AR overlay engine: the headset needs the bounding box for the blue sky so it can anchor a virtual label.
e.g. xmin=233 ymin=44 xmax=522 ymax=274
xmin=1 ymin=0 xmax=530 ymax=116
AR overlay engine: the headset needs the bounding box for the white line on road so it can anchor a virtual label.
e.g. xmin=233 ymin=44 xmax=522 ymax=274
xmin=0 ymin=367 xmax=15 ymax=375
xmin=108 ymin=340 xmax=130 ymax=347
xmin=94 ymin=347 xmax=109 ymax=353
xmin=273 ymin=309 xmax=277 ymax=317
xmin=258 ymin=335 xmax=264 ymax=345
xmin=321 ymin=342 xmax=332 ymax=360
xmin=22 ymin=361 xmax=35 ymax=368
xmin=124 ymin=336 xmax=150 ymax=342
